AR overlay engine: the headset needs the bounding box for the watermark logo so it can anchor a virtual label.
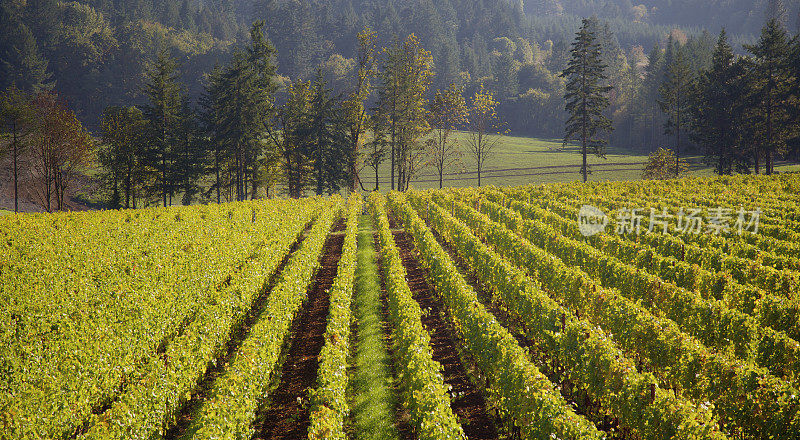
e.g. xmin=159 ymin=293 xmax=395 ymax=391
xmin=578 ymin=205 xmax=609 ymax=236
xmin=575 ymin=205 xmax=761 ymax=237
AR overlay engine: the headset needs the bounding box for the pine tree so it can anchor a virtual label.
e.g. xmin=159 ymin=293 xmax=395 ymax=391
xmin=142 ymin=46 xmax=182 ymax=207
xmin=173 ymin=101 xmax=205 ymax=205
xmin=692 ymin=29 xmax=747 ymax=175
xmin=659 ymin=36 xmax=694 ymax=177
xmin=744 ymin=18 xmax=793 ymax=175
xmin=632 ymin=44 xmax=667 ymax=151
xmin=199 ymin=64 xmax=231 ymax=204
xmin=560 ymin=18 xmax=613 ymax=183
xmin=304 ymin=72 xmax=349 ymax=195
xmin=207 ymin=21 xmax=278 ymax=201
xmin=269 ymin=80 xmax=313 ymax=198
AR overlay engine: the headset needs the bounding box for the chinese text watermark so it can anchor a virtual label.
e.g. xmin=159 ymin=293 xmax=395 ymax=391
xmin=577 ymin=205 xmax=761 ymax=237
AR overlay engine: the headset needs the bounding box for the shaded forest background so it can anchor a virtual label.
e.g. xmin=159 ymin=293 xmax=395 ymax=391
xmin=3 ymin=0 xmax=797 ymax=150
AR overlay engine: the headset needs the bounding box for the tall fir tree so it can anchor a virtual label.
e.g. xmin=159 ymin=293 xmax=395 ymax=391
xmin=173 ymin=101 xmax=205 ymax=205
xmin=560 ymin=18 xmax=613 ymax=183
xmin=691 ymin=29 xmax=748 ymax=175
xmin=269 ymin=80 xmax=313 ymax=198
xmin=304 ymin=73 xmax=349 ymax=195
xmin=207 ymin=20 xmax=278 ymax=201
xmin=142 ymin=46 xmax=182 ymax=207
xmin=199 ymin=64 xmax=231 ymax=204
xmin=99 ymin=105 xmax=147 ymax=208
xmin=659 ymin=36 xmax=694 ymax=177
xmin=744 ymin=18 xmax=793 ymax=175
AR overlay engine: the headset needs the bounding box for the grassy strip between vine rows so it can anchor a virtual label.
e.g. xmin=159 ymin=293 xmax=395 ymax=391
xmin=307 ymin=194 xmax=362 ymax=440
xmin=370 ymin=193 xmax=467 ymax=440
xmin=438 ymin=192 xmax=800 ymax=440
xmin=76 ymin=201 xmax=324 ymax=440
xmin=347 ymin=214 xmax=404 ymax=440
xmin=409 ymin=191 xmax=727 ymax=440
xmin=494 ymin=188 xmax=800 ymax=345
xmin=186 ymin=199 xmax=342 ymax=439
xmin=479 ymin=192 xmax=800 ymax=381
xmin=386 ymin=191 xmax=605 ymax=440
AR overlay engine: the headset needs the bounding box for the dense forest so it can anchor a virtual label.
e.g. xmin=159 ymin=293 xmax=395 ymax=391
xmin=2 ymin=0 xmax=791 ymax=129
xmin=1 ymin=0 xmax=800 ymax=208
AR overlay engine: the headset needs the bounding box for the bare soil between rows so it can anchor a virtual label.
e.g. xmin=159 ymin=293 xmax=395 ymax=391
xmin=252 ymin=218 xmax=345 ymax=440
xmin=426 ymin=214 xmax=633 ymax=439
xmin=388 ymin=220 xmax=500 ymax=440
xmin=162 ymin=223 xmax=312 ymax=440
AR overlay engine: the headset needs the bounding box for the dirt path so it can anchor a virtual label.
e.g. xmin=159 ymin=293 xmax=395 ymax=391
xmin=252 ymin=219 xmax=345 ymax=440
xmin=389 ymin=227 xmax=500 ymax=440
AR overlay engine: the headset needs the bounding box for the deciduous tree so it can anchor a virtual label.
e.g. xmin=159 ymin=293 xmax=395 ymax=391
xmin=466 ymin=84 xmax=503 ymax=187
xmin=343 ymin=27 xmax=376 ymax=192
xmin=642 ymin=147 xmax=688 ymax=180
xmin=376 ymin=34 xmax=433 ymax=191
xmin=0 ymin=86 xmax=35 ymax=213
xmin=427 ymin=83 xmax=468 ymax=188
xmin=29 ymin=91 xmax=93 ymax=212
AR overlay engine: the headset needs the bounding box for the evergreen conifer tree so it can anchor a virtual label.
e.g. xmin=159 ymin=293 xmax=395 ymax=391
xmin=142 ymin=47 xmax=182 ymax=207
xmin=659 ymin=36 xmax=694 ymax=177
xmin=692 ymin=30 xmax=747 ymax=175
xmin=560 ymin=18 xmax=613 ymax=183
xmin=744 ymin=18 xmax=793 ymax=175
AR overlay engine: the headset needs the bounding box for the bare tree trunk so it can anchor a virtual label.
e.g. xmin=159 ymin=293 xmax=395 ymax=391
xmin=12 ymin=124 xmax=18 ymax=213
xmin=676 ymin=108 xmax=681 ymax=177
xmin=215 ymin=148 xmax=221 ymax=204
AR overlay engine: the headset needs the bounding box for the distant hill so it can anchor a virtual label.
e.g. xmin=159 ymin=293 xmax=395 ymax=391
xmin=524 ymin=0 xmax=798 ymax=36
xmin=0 ymin=0 xmax=788 ymax=134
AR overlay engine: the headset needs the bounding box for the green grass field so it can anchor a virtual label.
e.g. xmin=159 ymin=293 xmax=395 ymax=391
xmin=360 ymin=133 xmax=800 ymax=191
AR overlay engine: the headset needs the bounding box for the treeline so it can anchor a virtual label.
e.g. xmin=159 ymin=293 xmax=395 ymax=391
xmin=1 ymin=24 xmax=505 ymax=210
xmin=1 ymin=0 xmax=760 ymax=137
xmin=525 ymin=0 xmax=800 ymax=37
xmin=0 ymin=0 xmax=235 ymax=126
xmin=562 ymin=15 xmax=800 ymax=178
xmin=626 ymin=18 xmax=800 ymax=175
